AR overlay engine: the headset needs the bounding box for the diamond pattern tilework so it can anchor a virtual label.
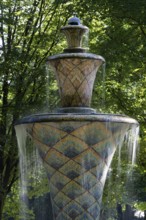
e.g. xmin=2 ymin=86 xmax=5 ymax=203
xmin=59 ymin=160 xmax=85 ymax=179
xmin=76 ymin=213 xmax=94 ymax=220
xmin=75 ymin=192 xmax=96 ymax=209
xmin=64 ymin=201 xmax=84 ymax=218
xmin=45 ymin=149 xmax=69 ymax=169
xmin=89 ymin=182 xmax=103 ymax=201
xmin=58 ymin=72 xmax=66 ymax=85
xmin=33 ymin=139 xmax=50 ymax=158
xmin=87 ymin=203 xmax=100 ymax=219
xmin=49 ymin=58 xmax=101 ymax=107
xmin=51 ymin=202 xmax=61 ymax=219
xmin=90 ymin=164 xmax=105 ymax=182
xmin=33 ymin=123 xmax=67 ymax=147
xmin=54 ymin=135 xmax=88 ymax=158
xmin=49 ymin=183 xmax=59 ymax=199
xmin=45 ymin=121 xmax=88 ymax=132
xmin=75 ymin=171 xmax=98 ymax=191
xmin=43 ymin=163 xmax=56 ymax=179
xmin=50 ymin=171 xmax=71 ymax=190
xmin=56 ymin=212 xmax=72 ymax=220
xmin=29 ymin=120 xmax=123 ymax=219
xmin=54 ymin=191 xmax=71 ymax=209
xmin=93 ymin=138 xmax=115 ymax=161
xmin=74 ymin=149 xmax=102 ymax=171
xmin=72 ymin=122 xmax=111 ymax=146
xmin=62 ymin=181 xmax=86 ymax=200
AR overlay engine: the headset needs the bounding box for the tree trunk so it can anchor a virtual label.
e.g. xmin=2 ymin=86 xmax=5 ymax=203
xmin=0 ymin=193 xmax=6 ymax=219
xmin=123 ymin=204 xmax=134 ymax=220
xmin=117 ymin=203 xmax=123 ymax=220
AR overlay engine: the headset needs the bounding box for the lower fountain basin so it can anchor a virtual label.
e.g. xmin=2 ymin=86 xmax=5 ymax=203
xmin=15 ymin=112 xmax=138 ymax=220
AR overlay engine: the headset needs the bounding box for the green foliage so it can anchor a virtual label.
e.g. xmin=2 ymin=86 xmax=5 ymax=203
xmin=135 ymin=202 xmax=146 ymax=212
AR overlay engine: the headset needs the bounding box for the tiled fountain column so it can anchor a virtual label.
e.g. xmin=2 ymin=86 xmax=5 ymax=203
xmin=26 ymin=118 xmax=130 ymax=220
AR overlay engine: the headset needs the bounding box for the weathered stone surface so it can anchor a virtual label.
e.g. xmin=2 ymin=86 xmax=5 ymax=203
xmin=48 ymin=54 xmax=104 ymax=107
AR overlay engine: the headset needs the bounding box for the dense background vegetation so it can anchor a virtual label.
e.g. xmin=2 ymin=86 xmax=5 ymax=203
xmin=0 ymin=0 xmax=145 ymax=219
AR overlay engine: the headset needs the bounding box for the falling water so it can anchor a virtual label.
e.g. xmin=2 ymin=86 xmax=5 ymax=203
xmin=15 ymin=125 xmax=29 ymax=219
xmin=127 ymin=125 xmax=139 ymax=165
xmin=100 ymin=123 xmax=139 ymax=220
xmin=93 ymin=62 xmax=106 ymax=112
xmin=117 ymin=124 xmax=139 ymax=168
xmin=46 ymin=65 xmax=50 ymax=111
xmin=82 ymin=29 xmax=89 ymax=51
xmin=101 ymin=62 xmax=106 ymax=108
xmin=15 ymin=125 xmax=49 ymax=219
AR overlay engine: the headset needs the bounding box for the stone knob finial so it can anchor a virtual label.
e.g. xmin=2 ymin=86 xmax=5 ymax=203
xmin=68 ymin=15 xmax=81 ymax=25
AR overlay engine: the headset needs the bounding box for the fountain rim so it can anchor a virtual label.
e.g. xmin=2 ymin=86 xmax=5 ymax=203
xmin=15 ymin=112 xmax=139 ymax=126
xmin=47 ymin=53 xmax=105 ymax=62
xmin=61 ymin=24 xmax=89 ymax=30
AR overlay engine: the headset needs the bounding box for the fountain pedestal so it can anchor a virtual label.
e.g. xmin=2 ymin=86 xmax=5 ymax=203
xmin=15 ymin=15 xmax=139 ymax=220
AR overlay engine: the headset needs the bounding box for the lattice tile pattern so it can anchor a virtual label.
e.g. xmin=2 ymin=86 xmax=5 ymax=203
xmin=49 ymin=58 xmax=102 ymax=107
xmin=28 ymin=121 xmax=128 ymax=220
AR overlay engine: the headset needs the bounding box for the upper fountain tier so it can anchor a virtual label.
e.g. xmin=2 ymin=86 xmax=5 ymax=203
xmin=47 ymin=16 xmax=105 ymax=109
xmin=61 ymin=15 xmax=89 ymax=53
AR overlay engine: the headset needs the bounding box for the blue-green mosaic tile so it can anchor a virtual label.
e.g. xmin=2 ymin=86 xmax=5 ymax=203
xmin=59 ymin=160 xmax=85 ymax=177
xmin=51 ymin=171 xmax=70 ymax=190
xmin=87 ymin=203 xmax=100 ymax=219
xmin=54 ymin=191 xmax=71 ymax=209
xmin=62 ymin=181 xmax=85 ymax=200
xmin=56 ymin=212 xmax=72 ymax=220
xmin=64 ymin=201 xmax=84 ymax=218
xmin=89 ymin=183 xmax=103 ymax=201
xmin=74 ymin=149 xmax=102 ymax=170
xmin=33 ymin=123 xmax=67 ymax=146
xmin=75 ymin=172 xmax=97 ymax=190
xmin=54 ymin=135 xmax=88 ymax=158
xmin=76 ymin=212 xmax=94 ymax=220
xmin=45 ymin=149 xmax=69 ymax=169
xmin=75 ymin=192 xmax=96 ymax=209
xmin=43 ymin=162 xmax=56 ymax=179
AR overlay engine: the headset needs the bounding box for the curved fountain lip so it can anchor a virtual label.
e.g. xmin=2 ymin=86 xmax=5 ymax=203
xmin=47 ymin=52 xmax=105 ymax=62
xmin=15 ymin=112 xmax=139 ymax=125
xmin=61 ymin=25 xmax=88 ymax=30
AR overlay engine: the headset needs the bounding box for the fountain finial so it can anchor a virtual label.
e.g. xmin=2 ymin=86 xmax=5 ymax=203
xmin=61 ymin=15 xmax=88 ymax=53
xmin=68 ymin=14 xmax=81 ymax=25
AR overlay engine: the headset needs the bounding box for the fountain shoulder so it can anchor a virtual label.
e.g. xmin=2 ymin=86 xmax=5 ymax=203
xmin=15 ymin=112 xmax=138 ymax=126
xmin=47 ymin=52 xmax=105 ymax=62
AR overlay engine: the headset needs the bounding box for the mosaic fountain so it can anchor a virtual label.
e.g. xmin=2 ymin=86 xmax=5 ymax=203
xmin=15 ymin=16 xmax=139 ymax=220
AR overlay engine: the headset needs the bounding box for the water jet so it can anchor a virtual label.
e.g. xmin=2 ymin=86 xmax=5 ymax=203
xmin=15 ymin=15 xmax=139 ymax=220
